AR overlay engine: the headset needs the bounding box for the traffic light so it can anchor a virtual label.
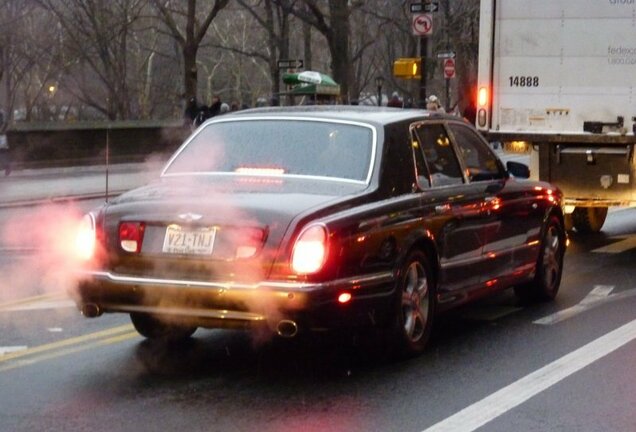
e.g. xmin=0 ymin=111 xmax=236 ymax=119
xmin=393 ymin=58 xmax=422 ymax=79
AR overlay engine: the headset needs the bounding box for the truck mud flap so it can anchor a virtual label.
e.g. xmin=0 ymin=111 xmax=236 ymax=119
xmin=547 ymin=144 xmax=634 ymax=205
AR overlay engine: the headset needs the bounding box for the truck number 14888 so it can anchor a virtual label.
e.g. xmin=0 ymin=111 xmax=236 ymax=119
xmin=509 ymin=76 xmax=539 ymax=87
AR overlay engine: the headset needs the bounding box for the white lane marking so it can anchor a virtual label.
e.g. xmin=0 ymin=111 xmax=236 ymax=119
xmin=592 ymin=237 xmax=636 ymax=254
xmin=422 ymin=318 xmax=636 ymax=432
xmin=0 ymin=346 xmax=28 ymax=356
xmin=3 ymin=299 xmax=75 ymax=312
xmin=534 ymin=285 xmax=614 ymax=325
xmin=460 ymin=305 xmax=523 ymax=321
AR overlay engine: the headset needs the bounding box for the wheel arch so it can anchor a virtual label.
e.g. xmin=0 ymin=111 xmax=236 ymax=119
xmin=397 ymin=231 xmax=440 ymax=288
xmin=545 ymin=206 xmax=567 ymax=246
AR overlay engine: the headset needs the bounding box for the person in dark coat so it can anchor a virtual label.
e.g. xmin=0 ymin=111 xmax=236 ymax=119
xmin=184 ymin=97 xmax=199 ymax=125
xmin=387 ymin=92 xmax=403 ymax=108
xmin=208 ymin=96 xmax=222 ymax=118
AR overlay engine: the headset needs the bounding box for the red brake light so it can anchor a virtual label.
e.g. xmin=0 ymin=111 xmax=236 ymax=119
xmin=119 ymin=222 xmax=145 ymax=253
xmin=338 ymin=292 xmax=352 ymax=304
xmin=291 ymin=225 xmax=328 ymax=274
xmin=478 ymin=87 xmax=488 ymax=107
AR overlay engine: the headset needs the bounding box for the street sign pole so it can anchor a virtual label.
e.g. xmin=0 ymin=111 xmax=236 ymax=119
xmin=418 ymin=1 xmax=428 ymax=107
xmin=420 ymin=36 xmax=427 ymax=108
xmin=443 ymin=58 xmax=456 ymax=112
xmin=445 ymin=73 xmax=450 ymax=113
xmin=410 ymin=1 xmax=437 ymax=107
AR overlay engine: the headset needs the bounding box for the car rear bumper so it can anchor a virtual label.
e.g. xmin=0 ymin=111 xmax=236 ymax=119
xmin=72 ymin=270 xmax=397 ymax=334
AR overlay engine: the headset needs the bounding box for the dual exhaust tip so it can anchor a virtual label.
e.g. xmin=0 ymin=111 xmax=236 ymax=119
xmin=276 ymin=320 xmax=298 ymax=338
xmin=81 ymin=303 xmax=299 ymax=338
xmin=80 ymin=303 xmax=102 ymax=318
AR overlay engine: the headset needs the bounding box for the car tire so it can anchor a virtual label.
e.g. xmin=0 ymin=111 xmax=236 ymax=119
xmin=514 ymin=216 xmax=565 ymax=303
xmin=571 ymin=206 xmax=607 ymax=233
xmin=130 ymin=313 xmax=197 ymax=341
xmin=391 ymin=250 xmax=435 ymax=356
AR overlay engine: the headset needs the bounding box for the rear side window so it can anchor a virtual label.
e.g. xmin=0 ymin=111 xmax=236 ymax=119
xmin=412 ymin=123 xmax=464 ymax=187
xmin=449 ymin=123 xmax=503 ymax=182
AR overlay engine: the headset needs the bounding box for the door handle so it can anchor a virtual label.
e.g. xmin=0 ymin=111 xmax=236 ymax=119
xmin=482 ymin=196 xmax=500 ymax=216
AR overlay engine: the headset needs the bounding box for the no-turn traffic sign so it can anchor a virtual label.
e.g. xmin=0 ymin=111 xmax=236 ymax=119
xmin=412 ymin=14 xmax=433 ymax=36
xmin=443 ymin=58 xmax=456 ymax=79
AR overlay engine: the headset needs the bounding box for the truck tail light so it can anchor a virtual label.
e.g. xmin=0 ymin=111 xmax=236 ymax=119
xmin=477 ymin=87 xmax=490 ymax=127
xmin=478 ymin=87 xmax=488 ymax=107
xmin=291 ymin=225 xmax=328 ymax=274
xmin=119 ymin=222 xmax=145 ymax=253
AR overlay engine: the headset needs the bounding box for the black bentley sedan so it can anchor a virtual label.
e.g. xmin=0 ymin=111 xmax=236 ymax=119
xmin=72 ymin=106 xmax=566 ymax=356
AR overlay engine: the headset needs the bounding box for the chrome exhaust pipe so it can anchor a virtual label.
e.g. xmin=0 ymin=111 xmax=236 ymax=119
xmin=276 ymin=320 xmax=298 ymax=338
xmin=81 ymin=303 xmax=102 ymax=318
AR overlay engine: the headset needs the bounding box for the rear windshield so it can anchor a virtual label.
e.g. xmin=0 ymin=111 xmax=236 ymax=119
xmin=163 ymin=119 xmax=375 ymax=183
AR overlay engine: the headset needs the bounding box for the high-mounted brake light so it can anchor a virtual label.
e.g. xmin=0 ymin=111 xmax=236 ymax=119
xmin=75 ymin=214 xmax=96 ymax=261
xmin=291 ymin=225 xmax=328 ymax=274
xmin=119 ymin=222 xmax=145 ymax=253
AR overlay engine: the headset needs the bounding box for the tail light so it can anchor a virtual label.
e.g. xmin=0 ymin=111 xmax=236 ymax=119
xmin=477 ymin=87 xmax=489 ymax=128
xmin=478 ymin=87 xmax=489 ymax=107
xmin=75 ymin=213 xmax=97 ymax=261
xmin=119 ymin=222 xmax=145 ymax=253
xmin=291 ymin=224 xmax=328 ymax=274
xmin=234 ymin=227 xmax=267 ymax=259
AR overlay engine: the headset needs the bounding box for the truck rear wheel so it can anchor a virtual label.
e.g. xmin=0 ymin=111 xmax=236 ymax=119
xmin=571 ymin=206 xmax=608 ymax=233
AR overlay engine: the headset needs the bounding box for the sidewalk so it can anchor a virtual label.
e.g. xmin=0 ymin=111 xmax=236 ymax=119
xmin=0 ymin=162 xmax=163 ymax=207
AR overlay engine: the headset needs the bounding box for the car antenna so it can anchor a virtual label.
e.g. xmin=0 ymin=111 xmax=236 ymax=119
xmin=105 ymin=121 xmax=110 ymax=203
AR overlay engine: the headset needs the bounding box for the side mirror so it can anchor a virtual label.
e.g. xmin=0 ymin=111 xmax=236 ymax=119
xmin=506 ymin=161 xmax=530 ymax=179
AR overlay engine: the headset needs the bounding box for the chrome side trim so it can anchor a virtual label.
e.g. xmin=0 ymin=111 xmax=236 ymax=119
xmin=77 ymin=270 xmax=395 ymax=292
xmin=111 ymin=304 xmax=266 ymax=322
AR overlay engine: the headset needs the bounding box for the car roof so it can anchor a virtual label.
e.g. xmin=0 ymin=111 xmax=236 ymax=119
xmin=223 ymin=105 xmax=459 ymax=126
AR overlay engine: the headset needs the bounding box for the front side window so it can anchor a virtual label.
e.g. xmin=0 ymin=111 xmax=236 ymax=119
xmin=448 ymin=123 xmax=503 ymax=182
xmin=412 ymin=123 xmax=464 ymax=187
xmin=163 ymin=119 xmax=375 ymax=183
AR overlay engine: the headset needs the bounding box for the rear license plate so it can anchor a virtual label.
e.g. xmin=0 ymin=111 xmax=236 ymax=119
xmin=162 ymin=225 xmax=216 ymax=255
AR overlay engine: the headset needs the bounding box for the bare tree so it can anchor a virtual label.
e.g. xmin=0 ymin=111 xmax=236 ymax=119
xmin=37 ymin=0 xmax=150 ymax=120
xmin=276 ymin=0 xmax=363 ymax=101
xmin=235 ymin=0 xmax=296 ymax=104
xmin=441 ymin=0 xmax=479 ymax=114
xmin=2 ymin=0 xmax=479 ymax=122
xmin=206 ymin=4 xmax=272 ymax=105
xmin=0 ymin=1 xmax=58 ymax=125
xmin=151 ymin=0 xmax=230 ymax=108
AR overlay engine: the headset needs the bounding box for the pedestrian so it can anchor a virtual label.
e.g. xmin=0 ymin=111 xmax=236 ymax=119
xmin=184 ymin=96 xmax=199 ymax=126
xmin=463 ymin=99 xmax=477 ymax=125
xmin=387 ymin=92 xmax=403 ymax=108
xmin=426 ymin=95 xmax=445 ymax=113
xmin=193 ymin=104 xmax=209 ymax=127
xmin=208 ymin=95 xmax=222 ymax=117
xmin=0 ymin=133 xmax=11 ymax=176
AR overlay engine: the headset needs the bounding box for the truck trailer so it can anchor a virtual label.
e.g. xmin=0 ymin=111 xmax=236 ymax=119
xmin=477 ymin=0 xmax=636 ymax=232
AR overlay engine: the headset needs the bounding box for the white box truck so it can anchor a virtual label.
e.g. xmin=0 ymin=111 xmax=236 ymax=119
xmin=477 ymin=0 xmax=636 ymax=232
